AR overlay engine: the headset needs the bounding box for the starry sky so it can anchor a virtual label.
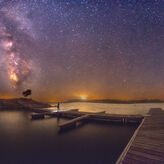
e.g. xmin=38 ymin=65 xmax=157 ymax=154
xmin=0 ymin=0 xmax=164 ymax=102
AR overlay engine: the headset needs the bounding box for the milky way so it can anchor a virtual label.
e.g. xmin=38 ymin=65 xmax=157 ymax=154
xmin=0 ymin=0 xmax=164 ymax=101
xmin=0 ymin=1 xmax=38 ymax=92
xmin=0 ymin=20 xmax=31 ymax=88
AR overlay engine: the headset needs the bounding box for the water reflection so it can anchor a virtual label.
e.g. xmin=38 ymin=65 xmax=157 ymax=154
xmin=50 ymin=102 xmax=164 ymax=115
xmin=0 ymin=110 xmax=137 ymax=164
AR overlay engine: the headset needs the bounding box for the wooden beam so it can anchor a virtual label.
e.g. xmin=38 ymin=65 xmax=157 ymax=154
xmin=58 ymin=114 xmax=89 ymax=129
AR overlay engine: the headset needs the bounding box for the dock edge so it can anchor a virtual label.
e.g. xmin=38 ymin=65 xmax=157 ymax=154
xmin=115 ymin=117 xmax=145 ymax=164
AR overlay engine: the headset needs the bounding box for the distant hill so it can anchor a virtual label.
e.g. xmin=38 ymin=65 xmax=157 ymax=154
xmin=0 ymin=98 xmax=50 ymax=111
xmin=64 ymin=99 xmax=164 ymax=104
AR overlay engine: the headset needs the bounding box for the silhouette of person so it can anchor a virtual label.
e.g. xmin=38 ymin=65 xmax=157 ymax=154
xmin=57 ymin=102 xmax=60 ymax=111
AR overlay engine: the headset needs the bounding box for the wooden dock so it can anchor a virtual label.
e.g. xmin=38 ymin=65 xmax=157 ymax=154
xmin=58 ymin=114 xmax=90 ymax=129
xmin=116 ymin=108 xmax=164 ymax=164
xmin=31 ymin=107 xmax=164 ymax=163
xmin=58 ymin=111 xmax=107 ymax=129
xmin=31 ymin=109 xmax=79 ymax=119
xmin=55 ymin=111 xmax=143 ymax=124
xmin=31 ymin=109 xmax=143 ymax=125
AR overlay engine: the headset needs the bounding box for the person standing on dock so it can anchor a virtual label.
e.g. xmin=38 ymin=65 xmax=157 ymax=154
xmin=57 ymin=102 xmax=60 ymax=111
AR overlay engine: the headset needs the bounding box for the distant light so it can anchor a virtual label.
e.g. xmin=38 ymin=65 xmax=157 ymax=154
xmin=81 ymin=95 xmax=87 ymax=100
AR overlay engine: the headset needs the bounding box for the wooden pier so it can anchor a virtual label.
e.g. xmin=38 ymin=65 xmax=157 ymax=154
xmin=31 ymin=109 xmax=143 ymax=125
xmin=56 ymin=111 xmax=143 ymax=124
xmin=30 ymin=107 xmax=164 ymax=163
xmin=31 ymin=109 xmax=79 ymax=119
xmin=58 ymin=111 xmax=107 ymax=129
xmin=116 ymin=108 xmax=164 ymax=164
xmin=58 ymin=114 xmax=90 ymax=129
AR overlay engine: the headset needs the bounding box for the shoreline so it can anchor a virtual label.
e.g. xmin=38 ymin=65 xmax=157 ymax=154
xmin=0 ymin=98 xmax=51 ymax=113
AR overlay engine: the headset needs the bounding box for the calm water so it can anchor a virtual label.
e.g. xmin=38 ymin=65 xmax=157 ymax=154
xmin=50 ymin=102 xmax=164 ymax=115
xmin=0 ymin=103 xmax=163 ymax=164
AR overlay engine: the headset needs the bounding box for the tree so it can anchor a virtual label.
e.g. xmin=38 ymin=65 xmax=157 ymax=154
xmin=22 ymin=89 xmax=32 ymax=98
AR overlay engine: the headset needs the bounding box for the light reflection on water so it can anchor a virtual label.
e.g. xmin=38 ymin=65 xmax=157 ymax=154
xmin=49 ymin=102 xmax=164 ymax=115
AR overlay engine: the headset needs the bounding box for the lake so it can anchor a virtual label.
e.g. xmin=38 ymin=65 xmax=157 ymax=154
xmin=50 ymin=102 xmax=164 ymax=115
xmin=0 ymin=103 xmax=163 ymax=164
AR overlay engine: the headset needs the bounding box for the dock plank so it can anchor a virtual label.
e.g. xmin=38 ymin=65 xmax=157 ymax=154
xmin=58 ymin=114 xmax=89 ymax=128
xmin=130 ymin=146 xmax=164 ymax=158
xmin=116 ymin=108 xmax=164 ymax=164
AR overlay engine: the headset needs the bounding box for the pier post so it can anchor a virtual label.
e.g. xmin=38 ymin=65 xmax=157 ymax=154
xmin=124 ymin=118 xmax=127 ymax=124
xmin=122 ymin=118 xmax=125 ymax=124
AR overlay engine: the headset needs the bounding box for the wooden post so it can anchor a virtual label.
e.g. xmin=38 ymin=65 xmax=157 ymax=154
xmin=122 ymin=118 xmax=125 ymax=124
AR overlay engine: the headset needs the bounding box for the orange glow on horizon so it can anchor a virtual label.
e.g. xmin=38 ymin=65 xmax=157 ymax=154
xmin=1 ymin=91 xmax=164 ymax=103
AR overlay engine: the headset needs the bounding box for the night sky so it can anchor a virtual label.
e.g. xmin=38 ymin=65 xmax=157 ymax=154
xmin=0 ymin=0 xmax=164 ymax=101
